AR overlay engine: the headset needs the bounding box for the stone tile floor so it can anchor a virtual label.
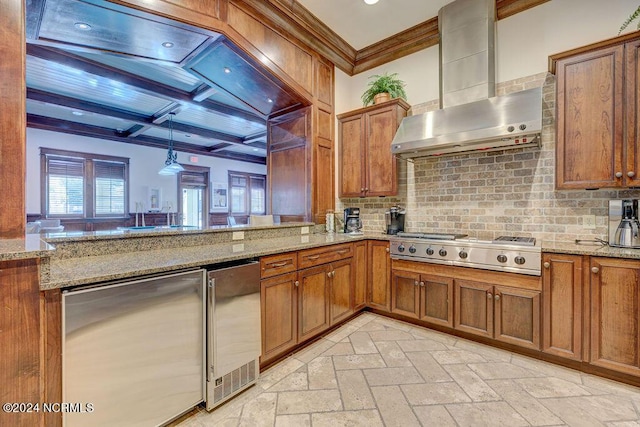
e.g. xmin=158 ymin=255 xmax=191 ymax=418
xmin=178 ymin=313 xmax=640 ymax=426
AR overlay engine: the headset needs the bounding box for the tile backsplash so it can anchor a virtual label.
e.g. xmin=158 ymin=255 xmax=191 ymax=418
xmin=337 ymin=72 xmax=640 ymax=242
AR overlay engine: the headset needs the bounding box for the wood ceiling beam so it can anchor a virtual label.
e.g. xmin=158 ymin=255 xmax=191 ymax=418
xmin=27 ymin=114 xmax=266 ymax=165
xmin=26 ymin=43 xmax=267 ymax=125
xmin=240 ymin=0 xmax=550 ymax=76
xmin=27 ymin=87 xmax=249 ymax=145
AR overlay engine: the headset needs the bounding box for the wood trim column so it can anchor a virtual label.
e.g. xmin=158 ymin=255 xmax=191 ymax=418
xmin=0 ymin=0 xmax=26 ymax=237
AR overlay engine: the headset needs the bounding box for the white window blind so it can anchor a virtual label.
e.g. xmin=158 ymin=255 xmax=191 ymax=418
xmin=47 ymin=158 xmax=84 ymax=216
xmin=250 ymin=176 xmax=266 ymax=214
xmin=229 ymin=172 xmax=266 ymax=215
xmin=94 ymin=161 xmax=126 ymax=215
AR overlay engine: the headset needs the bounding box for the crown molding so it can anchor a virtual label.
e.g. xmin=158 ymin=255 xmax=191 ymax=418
xmin=236 ymin=0 xmax=550 ymax=75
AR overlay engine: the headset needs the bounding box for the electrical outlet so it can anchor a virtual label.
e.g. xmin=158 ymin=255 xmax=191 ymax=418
xmin=583 ymin=215 xmax=596 ymax=230
xmin=301 ymin=226 xmax=310 ymax=235
xmin=232 ymin=231 xmax=244 ymax=240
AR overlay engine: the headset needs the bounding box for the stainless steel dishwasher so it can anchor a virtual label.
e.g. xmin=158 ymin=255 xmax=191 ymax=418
xmin=206 ymin=260 xmax=261 ymax=411
xmin=62 ymin=269 xmax=206 ymax=427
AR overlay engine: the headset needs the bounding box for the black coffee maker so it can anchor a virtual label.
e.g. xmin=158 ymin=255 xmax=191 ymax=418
xmin=343 ymin=207 xmax=362 ymax=234
xmin=385 ymin=205 xmax=406 ymax=235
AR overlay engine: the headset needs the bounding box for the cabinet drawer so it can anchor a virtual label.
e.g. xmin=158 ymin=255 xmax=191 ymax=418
xmin=298 ymin=243 xmax=353 ymax=269
xmin=260 ymin=252 xmax=298 ymax=278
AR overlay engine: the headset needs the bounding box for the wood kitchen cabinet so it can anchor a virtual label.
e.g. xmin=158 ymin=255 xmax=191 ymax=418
xmin=552 ymin=33 xmax=640 ymax=189
xmin=590 ymin=257 xmax=640 ymax=376
xmin=390 ymin=269 xmax=454 ymax=328
xmin=542 ymin=253 xmax=583 ymax=361
xmin=260 ymin=244 xmax=355 ymax=365
xmin=367 ymin=240 xmax=391 ymax=312
xmin=353 ymin=241 xmax=367 ymax=310
xmin=455 ymin=279 xmax=540 ymax=350
xmin=337 ymin=99 xmax=410 ymax=197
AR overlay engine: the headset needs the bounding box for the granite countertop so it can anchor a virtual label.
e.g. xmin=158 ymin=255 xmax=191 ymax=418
xmin=44 ymin=232 xmax=389 ymax=290
xmin=541 ymin=239 xmax=640 ymax=259
xmin=0 ymin=234 xmax=54 ymax=262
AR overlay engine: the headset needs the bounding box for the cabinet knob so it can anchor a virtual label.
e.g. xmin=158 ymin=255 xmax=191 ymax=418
xmin=294 ymin=280 xmax=299 ymax=287
xmin=487 ymin=292 xmax=493 ymax=299
xmin=386 ymin=247 xmax=390 ymax=252
xmin=419 ymin=281 xmax=425 ymax=287
xmin=629 ymin=171 xmax=636 ymax=178
xmin=543 ymin=262 xmax=550 ymax=269
xmin=361 ymin=188 xmax=365 ymax=192
xmin=616 ymin=171 xmax=623 ymax=178
xmin=591 ymin=267 xmax=599 ymax=274
xmin=414 ymin=281 xmax=419 ymax=287
xmin=494 ymin=294 xmax=501 ymax=301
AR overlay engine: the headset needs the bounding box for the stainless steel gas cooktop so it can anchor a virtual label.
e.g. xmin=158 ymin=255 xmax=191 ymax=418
xmin=390 ymin=233 xmax=541 ymax=276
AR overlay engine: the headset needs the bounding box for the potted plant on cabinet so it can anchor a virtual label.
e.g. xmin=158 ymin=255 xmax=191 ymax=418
xmin=619 ymin=6 xmax=640 ymax=34
xmin=361 ymin=72 xmax=407 ymax=106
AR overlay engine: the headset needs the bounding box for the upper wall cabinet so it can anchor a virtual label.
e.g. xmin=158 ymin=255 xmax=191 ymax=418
xmin=337 ymin=99 xmax=410 ymax=198
xmin=552 ymin=32 xmax=640 ymax=189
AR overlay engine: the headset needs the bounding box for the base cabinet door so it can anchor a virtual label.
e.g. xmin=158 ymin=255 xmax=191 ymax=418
xmin=590 ymin=257 xmax=640 ymax=376
xmin=353 ymin=241 xmax=367 ymax=310
xmin=329 ymin=259 xmax=353 ymax=325
xmin=455 ymin=280 xmax=493 ymax=339
xmin=298 ymin=265 xmax=330 ymax=342
xmin=368 ymin=241 xmax=391 ymax=311
xmin=391 ymin=269 xmax=420 ymax=319
xmin=542 ymin=254 xmax=583 ymax=360
xmin=420 ymin=274 xmax=454 ymax=328
xmin=261 ymin=272 xmax=298 ymax=364
xmin=494 ymin=285 xmax=540 ymax=350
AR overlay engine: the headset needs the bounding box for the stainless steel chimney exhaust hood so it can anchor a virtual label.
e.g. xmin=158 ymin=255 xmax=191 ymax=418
xmin=391 ymin=0 xmax=543 ymax=159
xmin=391 ymin=87 xmax=542 ymax=158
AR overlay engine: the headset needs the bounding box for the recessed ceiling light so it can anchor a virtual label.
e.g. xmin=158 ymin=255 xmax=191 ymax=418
xmin=266 ymin=98 xmax=273 ymax=104
xmin=252 ymin=148 xmax=260 ymax=152
xmin=72 ymin=111 xmax=84 ymax=116
xmin=364 ymin=0 xmax=379 ymax=4
xmin=74 ymin=22 xmax=91 ymax=30
xmin=223 ymin=67 xmax=231 ymax=74
xmin=161 ymin=42 xmax=174 ymax=48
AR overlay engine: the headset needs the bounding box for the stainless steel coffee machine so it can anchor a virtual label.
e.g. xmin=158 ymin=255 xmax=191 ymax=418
xmin=344 ymin=207 xmax=362 ymax=234
xmin=385 ymin=206 xmax=406 ymax=235
xmin=609 ymin=199 xmax=640 ymax=248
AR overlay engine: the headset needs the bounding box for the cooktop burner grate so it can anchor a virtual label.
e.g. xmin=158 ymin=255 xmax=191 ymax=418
xmin=395 ymin=232 xmax=468 ymax=240
xmin=493 ymin=236 xmax=536 ymax=246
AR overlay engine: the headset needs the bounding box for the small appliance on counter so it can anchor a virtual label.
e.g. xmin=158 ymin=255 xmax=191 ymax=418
xmin=344 ymin=207 xmax=363 ymax=234
xmin=385 ymin=205 xmax=406 ymax=235
xmin=609 ymin=199 xmax=640 ymax=248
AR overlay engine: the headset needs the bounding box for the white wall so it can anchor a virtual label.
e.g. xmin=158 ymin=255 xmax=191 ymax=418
xmin=26 ymin=128 xmax=266 ymax=214
xmin=335 ymin=0 xmax=639 ymax=114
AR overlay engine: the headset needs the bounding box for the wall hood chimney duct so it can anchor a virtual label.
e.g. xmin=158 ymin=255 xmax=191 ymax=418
xmin=391 ymin=0 xmax=543 ymax=159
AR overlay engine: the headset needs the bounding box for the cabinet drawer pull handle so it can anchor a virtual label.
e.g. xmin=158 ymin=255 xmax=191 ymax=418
xmin=306 ymin=255 xmax=320 ymax=260
xmin=591 ymin=267 xmax=599 ymax=274
xmin=543 ymin=262 xmax=550 ymax=269
xmin=294 ymin=280 xmax=299 ymax=287
xmin=616 ymin=171 xmax=623 ymax=178
xmin=629 ymin=171 xmax=636 ymax=178
xmin=487 ymin=292 xmax=493 ymax=299
xmin=336 ymin=249 xmax=350 ymax=254
xmin=494 ymin=294 xmax=501 ymax=301
xmin=270 ymin=262 xmax=288 ymax=268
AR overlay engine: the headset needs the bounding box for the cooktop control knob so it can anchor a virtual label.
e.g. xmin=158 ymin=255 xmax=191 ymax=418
xmin=409 ymin=245 xmax=417 ymax=254
xmin=514 ymin=256 xmax=526 ymax=265
xmin=507 ymin=125 xmax=515 ymax=132
xmin=398 ymin=244 xmax=405 ymax=252
xmin=439 ymin=248 xmax=447 ymax=257
xmin=459 ymin=250 xmax=468 ymax=259
xmin=497 ymin=254 xmax=508 ymax=263
xmin=426 ymin=247 xmax=435 ymax=256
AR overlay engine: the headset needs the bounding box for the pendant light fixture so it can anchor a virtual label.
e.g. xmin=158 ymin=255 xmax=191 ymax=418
xmin=158 ymin=112 xmax=185 ymax=175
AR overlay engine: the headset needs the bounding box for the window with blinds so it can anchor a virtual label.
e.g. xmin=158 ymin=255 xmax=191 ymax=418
xmin=228 ymin=171 xmax=266 ymax=215
xmin=41 ymin=148 xmax=129 ymax=219
xmin=94 ymin=161 xmax=126 ymax=216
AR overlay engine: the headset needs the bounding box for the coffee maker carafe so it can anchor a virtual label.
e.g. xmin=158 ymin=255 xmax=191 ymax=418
xmin=609 ymin=199 xmax=640 ymax=248
xmin=385 ymin=206 xmax=406 ymax=235
xmin=343 ymin=207 xmax=362 ymax=234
